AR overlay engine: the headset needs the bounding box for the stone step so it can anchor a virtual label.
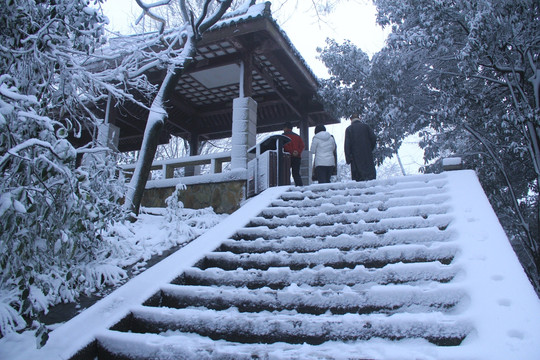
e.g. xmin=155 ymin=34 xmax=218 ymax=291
xmin=196 ymin=244 xmax=458 ymax=271
xmin=108 ymin=306 xmax=471 ymax=346
xmin=247 ymin=203 xmax=450 ymax=228
xmin=145 ymin=283 xmax=465 ymax=315
xmin=260 ymin=193 xmax=449 ymax=217
xmin=173 ymin=262 xmax=459 ymax=289
xmin=100 ymin=175 xmax=466 ymax=359
xmin=233 ymin=214 xmax=453 ymax=240
xmin=270 ymin=188 xmax=447 ymax=208
xmin=219 ymin=226 xmax=453 ymax=254
xmin=277 ymin=177 xmax=448 ymax=201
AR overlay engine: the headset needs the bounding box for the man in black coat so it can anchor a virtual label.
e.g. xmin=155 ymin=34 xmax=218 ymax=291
xmin=344 ymin=115 xmax=377 ymax=181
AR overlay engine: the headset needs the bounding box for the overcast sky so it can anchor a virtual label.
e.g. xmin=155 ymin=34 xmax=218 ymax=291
xmin=101 ymin=0 xmax=389 ymax=78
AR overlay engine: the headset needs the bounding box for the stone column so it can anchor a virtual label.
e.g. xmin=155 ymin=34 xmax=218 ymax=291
xmin=231 ymin=97 xmax=257 ymax=169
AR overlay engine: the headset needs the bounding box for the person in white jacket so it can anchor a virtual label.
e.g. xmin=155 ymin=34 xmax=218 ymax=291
xmin=310 ymin=125 xmax=337 ymax=183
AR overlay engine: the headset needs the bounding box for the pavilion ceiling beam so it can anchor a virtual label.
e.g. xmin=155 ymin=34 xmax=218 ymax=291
xmin=164 ymin=118 xmax=190 ymax=134
xmin=251 ymin=57 xmax=302 ymax=118
xmin=114 ymin=114 xmax=145 ymax=133
xmin=250 ymin=37 xmax=312 ymax=94
xmin=259 ymin=50 xmax=312 ymax=94
xmin=227 ymin=32 xmax=306 ymax=119
xmin=262 ymin=20 xmax=319 ymax=90
xmin=168 ymin=92 xmax=198 ymax=117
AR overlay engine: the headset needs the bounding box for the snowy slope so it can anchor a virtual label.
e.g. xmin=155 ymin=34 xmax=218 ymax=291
xmin=4 ymin=170 xmax=540 ymax=359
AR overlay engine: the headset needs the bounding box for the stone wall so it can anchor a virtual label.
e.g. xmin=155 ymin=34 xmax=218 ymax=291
xmin=141 ymin=180 xmax=246 ymax=214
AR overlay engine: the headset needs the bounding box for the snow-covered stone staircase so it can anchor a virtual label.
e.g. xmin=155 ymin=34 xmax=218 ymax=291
xmin=23 ymin=171 xmax=540 ymax=360
xmin=92 ymin=174 xmax=471 ymax=359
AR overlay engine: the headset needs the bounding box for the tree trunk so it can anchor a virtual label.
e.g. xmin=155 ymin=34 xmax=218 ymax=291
xmin=124 ymin=68 xmax=184 ymax=215
xmin=123 ymin=113 xmax=164 ymax=215
xmin=396 ymin=150 xmax=407 ymax=176
xmin=124 ymin=0 xmax=235 ymax=215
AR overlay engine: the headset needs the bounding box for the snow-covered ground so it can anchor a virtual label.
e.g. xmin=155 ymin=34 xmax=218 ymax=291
xmin=1 ymin=171 xmax=540 ymax=360
xmin=0 ymin=202 xmax=228 ymax=357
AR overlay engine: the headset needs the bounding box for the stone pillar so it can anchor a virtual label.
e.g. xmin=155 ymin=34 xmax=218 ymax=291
xmin=231 ymin=97 xmax=257 ymax=169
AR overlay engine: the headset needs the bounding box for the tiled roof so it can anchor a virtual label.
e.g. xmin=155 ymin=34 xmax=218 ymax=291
xmin=19 ymin=171 xmax=540 ymax=359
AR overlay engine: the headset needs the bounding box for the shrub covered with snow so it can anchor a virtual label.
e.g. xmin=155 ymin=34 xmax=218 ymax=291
xmin=0 ymin=0 xmax=126 ymax=343
xmin=0 ymin=76 xmax=129 ymax=339
xmin=0 ymin=0 xmax=235 ymax=345
xmin=165 ymin=183 xmax=226 ymax=244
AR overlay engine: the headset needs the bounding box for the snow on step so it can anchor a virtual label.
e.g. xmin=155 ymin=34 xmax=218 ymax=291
xmin=110 ymin=306 xmax=471 ymax=346
xmin=199 ymin=243 xmax=457 ymax=270
xmin=219 ymin=227 xmax=454 ymax=254
xmin=270 ymin=189 xmax=448 ymax=208
xmin=260 ymin=193 xmax=450 ymax=218
xmin=94 ymin=174 xmax=470 ymax=359
xmin=149 ymin=283 xmax=465 ymax=315
xmin=248 ymin=204 xmax=450 ymax=229
xmin=176 ymin=262 xmax=459 ymax=288
xmin=115 ymin=174 xmax=461 ymax=356
xmin=234 ymin=214 xmax=453 ymax=240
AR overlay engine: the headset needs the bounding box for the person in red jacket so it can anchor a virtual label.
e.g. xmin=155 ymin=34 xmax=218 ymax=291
xmin=283 ymin=122 xmax=305 ymax=186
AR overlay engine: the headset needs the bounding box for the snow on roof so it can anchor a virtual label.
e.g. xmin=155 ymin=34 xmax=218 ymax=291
xmin=207 ymin=1 xmax=319 ymax=84
xmin=211 ymin=1 xmax=270 ymax=28
xmin=3 ymin=170 xmax=540 ymax=359
xmin=92 ymin=2 xmax=319 ymax=84
xmin=90 ymin=2 xmax=271 ymax=64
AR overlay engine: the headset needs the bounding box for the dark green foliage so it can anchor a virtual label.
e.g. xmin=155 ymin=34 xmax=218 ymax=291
xmin=318 ymin=0 xmax=539 ymax=293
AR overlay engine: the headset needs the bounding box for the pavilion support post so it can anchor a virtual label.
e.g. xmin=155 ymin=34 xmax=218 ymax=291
xmin=231 ymin=97 xmax=257 ymax=169
xmin=299 ymin=114 xmax=310 ymax=185
xmin=97 ymin=123 xmax=120 ymax=152
xmin=185 ymin=132 xmax=200 ymax=176
xmin=239 ymin=55 xmax=253 ymax=98
xmin=80 ymin=96 xmax=120 ymax=167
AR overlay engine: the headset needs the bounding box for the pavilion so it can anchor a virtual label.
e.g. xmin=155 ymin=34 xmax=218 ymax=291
xmin=86 ymin=2 xmax=338 ymax=212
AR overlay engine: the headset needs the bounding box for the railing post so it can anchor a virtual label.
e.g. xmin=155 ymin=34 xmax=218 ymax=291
xmin=442 ymin=157 xmax=463 ymax=171
xmin=164 ymin=164 xmax=174 ymax=178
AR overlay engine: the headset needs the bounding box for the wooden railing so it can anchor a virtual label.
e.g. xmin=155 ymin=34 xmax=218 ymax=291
xmin=121 ymin=151 xmax=232 ymax=179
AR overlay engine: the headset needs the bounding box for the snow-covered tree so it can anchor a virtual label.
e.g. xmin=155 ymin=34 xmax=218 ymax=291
xmin=0 ymin=0 xmax=132 ymax=343
xmin=122 ymin=0 xmax=252 ymax=215
xmin=317 ymin=40 xmax=423 ymax=166
xmin=318 ymin=0 xmax=539 ymax=291
xmin=375 ymin=0 xmax=539 ymax=290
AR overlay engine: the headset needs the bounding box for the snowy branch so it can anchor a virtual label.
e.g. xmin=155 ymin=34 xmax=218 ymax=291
xmin=135 ymin=0 xmax=171 ymax=34
xmin=0 ymin=139 xmax=58 ymax=169
xmin=462 ymin=123 xmax=535 ymax=251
